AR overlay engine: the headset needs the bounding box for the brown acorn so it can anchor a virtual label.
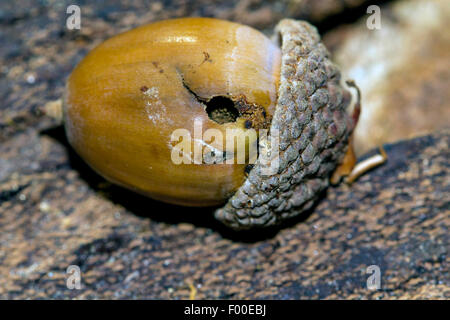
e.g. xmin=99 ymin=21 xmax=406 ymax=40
xmin=64 ymin=17 xmax=359 ymax=230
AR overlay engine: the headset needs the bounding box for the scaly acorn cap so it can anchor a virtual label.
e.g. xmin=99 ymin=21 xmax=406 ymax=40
xmin=214 ymin=20 xmax=356 ymax=229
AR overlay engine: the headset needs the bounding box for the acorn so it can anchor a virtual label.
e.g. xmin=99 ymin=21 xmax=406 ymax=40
xmin=64 ymin=17 xmax=360 ymax=230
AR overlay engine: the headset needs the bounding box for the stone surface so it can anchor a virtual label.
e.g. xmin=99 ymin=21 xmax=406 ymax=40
xmin=0 ymin=128 xmax=448 ymax=299
xmin=323 ymin=0 xmax=450 ymax=155
xmin=0 ymin=0 xmax=448 ymax=300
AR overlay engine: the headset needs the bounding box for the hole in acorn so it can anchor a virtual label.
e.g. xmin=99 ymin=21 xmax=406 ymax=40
xmin=205 ymin=96 xmax=240 ymax=124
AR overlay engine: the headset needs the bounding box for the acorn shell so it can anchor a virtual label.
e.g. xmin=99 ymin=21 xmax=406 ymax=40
xmin=64 ymin=18 xmax=356 ymax=230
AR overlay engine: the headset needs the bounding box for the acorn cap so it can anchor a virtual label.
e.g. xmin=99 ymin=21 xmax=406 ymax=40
xmin=215 ymin=20 xmax=355 ymax=229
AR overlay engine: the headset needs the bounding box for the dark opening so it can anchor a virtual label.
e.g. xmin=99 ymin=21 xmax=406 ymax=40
xmin=276 ymin=31 xmax=282 ymax=49
xmin=205 ymin=96 xmax=240 ymax=124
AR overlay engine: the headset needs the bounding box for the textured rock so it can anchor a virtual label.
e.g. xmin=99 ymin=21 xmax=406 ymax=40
xmin=0 ymin=129 xmax=448 ymax=299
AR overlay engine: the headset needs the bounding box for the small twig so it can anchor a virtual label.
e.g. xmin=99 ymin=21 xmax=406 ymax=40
xmin=345 ymin=146 xmax=387 ymax=184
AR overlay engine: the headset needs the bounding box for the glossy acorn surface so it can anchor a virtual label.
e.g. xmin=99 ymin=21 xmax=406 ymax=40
xmin=65 ymin=17 xmax=358 ymax=230
xmin=64 ymin=18 xmax=281 ymax=207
